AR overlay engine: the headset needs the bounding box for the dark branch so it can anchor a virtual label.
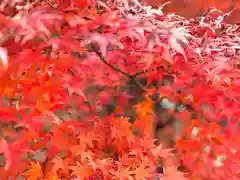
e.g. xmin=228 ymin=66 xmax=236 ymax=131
xmin=132 ymin=66 xmax=165 ymax=78
xmin=91 ymin=44 xmax=147 ymax=92
xmin=91 ymin=44 xmax=133 ymax=79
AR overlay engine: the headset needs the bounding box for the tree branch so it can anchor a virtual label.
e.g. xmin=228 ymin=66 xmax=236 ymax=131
xmin=90 ymin=44 xmax=147 ymax=92
xmin=107 ymin=48 xmax=175 ymax=79
xmin=91 ymin=44 xmax=133 ymax=79
xmin=132 ymin=66 xmax=165 ymax=78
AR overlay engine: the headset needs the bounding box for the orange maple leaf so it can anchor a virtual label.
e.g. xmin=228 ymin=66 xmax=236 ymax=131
xmin=46 ymin=157 xmax=73 ymax=178
xmin=22 ymin=162 xmax=43 ymax=180
xmin=133 ymin=163 xmax=153 ymax=180
xmin=110 ymin=166 xmax=134 ymax=180
xmin=151 ymin=144 xmax=173 ymax=159
xmin=94 ymin=158 xmax=113 ymax=175
xmin=70 ymin=145 xmax=94 ymax=163
xmin=42 ymin=176 xmax=60 ymax=180
xmin=163 ymin=166 xmax=187 ymax=180
xmin=70 ymin=162 xmax=94 ymax=180
xmin=51 ymin=124 xmax=77 ymax=151
xmin=134 ymin=97 xmax=156 ymax=138
xmin=77 ymin=131 xmax=100 ymax=150
xmin=111 ymin=117 xmax=135 ymax=144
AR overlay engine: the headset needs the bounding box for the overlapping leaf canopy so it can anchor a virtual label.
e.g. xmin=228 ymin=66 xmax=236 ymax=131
xmin=0 ymin=0 xmax=239 ymax=179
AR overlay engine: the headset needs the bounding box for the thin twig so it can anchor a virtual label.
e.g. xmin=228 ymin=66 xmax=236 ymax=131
xmin=132 ymin=66 xmax=165 ymax=78
xmin=91 ymin=44 xmax=133 ymax=78
xmin=44 ymin=0 xmax=56 ymax=8
xmin=91 ymin=44 xmax=147 ymax=92
xmin=108 ymin=48 xmax=176 ymax=78
xmin=109 ymin=48 xmax=159 ymax=54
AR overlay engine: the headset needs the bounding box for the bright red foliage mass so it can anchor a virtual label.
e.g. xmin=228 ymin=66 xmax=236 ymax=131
xmin=0 ymin=0 xmax=240 ymax=179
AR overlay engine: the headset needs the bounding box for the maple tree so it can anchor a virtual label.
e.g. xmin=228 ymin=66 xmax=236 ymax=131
xmin=0 ymin=0 xmax=240 ymax=179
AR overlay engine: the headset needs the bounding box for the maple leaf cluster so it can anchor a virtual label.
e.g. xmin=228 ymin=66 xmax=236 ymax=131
xmin=0 ymin=0 xmax=239 ymax=179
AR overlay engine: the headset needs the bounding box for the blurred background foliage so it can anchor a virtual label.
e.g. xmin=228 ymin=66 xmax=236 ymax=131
xmin=146 ymin=0 xmax=240 ymax=24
